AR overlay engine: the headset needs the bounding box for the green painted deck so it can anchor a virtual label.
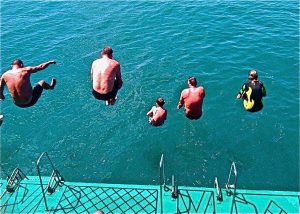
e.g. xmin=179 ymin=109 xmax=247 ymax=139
xmin=1 ymin=175 xmax=299 ymax=214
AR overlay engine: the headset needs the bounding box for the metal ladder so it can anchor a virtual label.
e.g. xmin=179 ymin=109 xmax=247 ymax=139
xmin=0 ymin=168 xmax=28 ymax=199
xmin=36 ymin=152 xmax=64 ymax=211
xmin=225 ymin=162 xmax=238 ymax=214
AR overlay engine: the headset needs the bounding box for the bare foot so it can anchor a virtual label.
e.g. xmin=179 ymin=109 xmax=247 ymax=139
xmin=50 ymin=78 xmax=57 ymax=89
xmin=110 ymin=98 xmax=115 ymax=105
xmin=0 ymin=114 xmax=3 ymax=126
xmin=110 ymin=96 xmax=117 ymax=105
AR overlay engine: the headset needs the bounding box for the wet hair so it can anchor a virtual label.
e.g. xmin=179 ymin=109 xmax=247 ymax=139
xmin=188 ymin=76 xmax=197 ymax=86
xmin=156 ymin=98 xmax=165 ymax=107
xmin=102 ymin=46 xmax=113 ymax=56
xmin=248 ymin=70 xmax=258 ymax=80
xmin=12 ymin=59 xmax=23 ymax=67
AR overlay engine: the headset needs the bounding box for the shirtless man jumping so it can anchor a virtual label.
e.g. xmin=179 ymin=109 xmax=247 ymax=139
xmin=91 ymin=46 xmax=123 ymax=105
xmin=0 ymin=59 xmax=56 ymax=108
xmin=177 ymin=76 xmax=205 ymax=120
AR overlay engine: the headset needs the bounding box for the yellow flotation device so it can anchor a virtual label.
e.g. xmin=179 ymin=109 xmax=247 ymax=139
xmin=243 ymin=87 xmax=254 ymax=110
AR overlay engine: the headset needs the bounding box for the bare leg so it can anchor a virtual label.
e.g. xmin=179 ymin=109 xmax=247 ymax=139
xmin=38 ymin=78 xmax=56 ymax=90
xmin=49 ymin=78 xmax=56 ymax=89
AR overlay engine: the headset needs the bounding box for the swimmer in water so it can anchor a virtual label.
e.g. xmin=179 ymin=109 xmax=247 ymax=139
xmin=236 ymin=70 xmax=266 ymax=112
xmin=147 ymin=98 xmax=167 ymax=126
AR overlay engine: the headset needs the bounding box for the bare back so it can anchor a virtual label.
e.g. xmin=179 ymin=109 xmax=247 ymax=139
xmin=152 ymin=107 xmax=167 ymax=126
xmin=181 ymin=86 xmax=205 ymax=116
xmin=2 ymin=69 xmax=33 ymax=104
xmin=92 ymin=57 xmax=121 ymax=94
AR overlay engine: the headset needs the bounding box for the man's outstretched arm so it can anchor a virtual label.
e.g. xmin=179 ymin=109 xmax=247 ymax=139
xmin=25 ymin=60 xmax=56 ymax=73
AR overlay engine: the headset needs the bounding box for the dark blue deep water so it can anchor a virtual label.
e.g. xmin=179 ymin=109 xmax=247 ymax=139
xmin=1 ymin=1 xmax=299 ymax=191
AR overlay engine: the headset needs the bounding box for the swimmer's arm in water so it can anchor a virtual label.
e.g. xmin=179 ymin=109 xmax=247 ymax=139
xmin=90 ymin=64 xmax=94 ymax=81
xmin=0 ymin=76 xmax=6 ymax=100
xmin=24 ymin=60 xmax=56 ymax=73
xmin=147 ymin=106 xmax=156 ymax=117
xmin=177 ymin=90 xmax=186 ymax=109
xmin=236 ymin=84 xmax=247 ymax=99
xmin=115 ymin=63 xmax=123 ymax=89
xmin=262 ymin=84 xmax=266 ymax=97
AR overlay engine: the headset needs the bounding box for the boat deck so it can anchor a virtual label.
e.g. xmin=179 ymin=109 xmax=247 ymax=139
xmin=1 ymin=176 xmax=299 ymax=213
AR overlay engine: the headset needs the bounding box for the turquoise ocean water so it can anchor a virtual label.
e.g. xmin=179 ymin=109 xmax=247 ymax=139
xmin=1 ymin=1 xmax=299 ymax=191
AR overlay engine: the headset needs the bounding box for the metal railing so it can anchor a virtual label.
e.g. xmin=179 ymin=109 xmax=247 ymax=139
xmin=159 ymin=153 xmax=165 ymax=214
xmin=214 ymin=177 xmax=223 ymax=202
xmin=225 ymin=162 xmax=238 ymax=214
xmin=0 ymin=168 xmax=28 ymax=199
xmin=36 ymin=152 xmax=64 ymax=211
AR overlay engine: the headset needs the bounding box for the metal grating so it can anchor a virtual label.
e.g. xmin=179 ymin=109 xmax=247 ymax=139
xmin=54 ymin=185 xmax=158 ymax=214
xmin=0 ymin=183 xmax=43 ymax=214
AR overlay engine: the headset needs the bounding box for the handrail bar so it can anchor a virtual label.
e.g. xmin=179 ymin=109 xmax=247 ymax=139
xmin=0 ymin=168 xmax=28 ymax=199
xmin=159 ymin=153 xmax=164 ymax=214
xmin=225 ymin=162 xmax=238 ymax=214
xmin=36 ymin=152 xmax=57 ymax=211
xmin=214 ymin=177 xmax=223 ymax=201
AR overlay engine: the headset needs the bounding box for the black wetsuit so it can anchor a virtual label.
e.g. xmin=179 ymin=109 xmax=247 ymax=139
xmin=238 ymin=80 xmax=266 ymax=112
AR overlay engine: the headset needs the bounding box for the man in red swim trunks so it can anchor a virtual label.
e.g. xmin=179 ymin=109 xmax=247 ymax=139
xmin=177 ymin=76 xmax=205 ymax=120
xmin=0 ymin=59 xmax=57 ymax=108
